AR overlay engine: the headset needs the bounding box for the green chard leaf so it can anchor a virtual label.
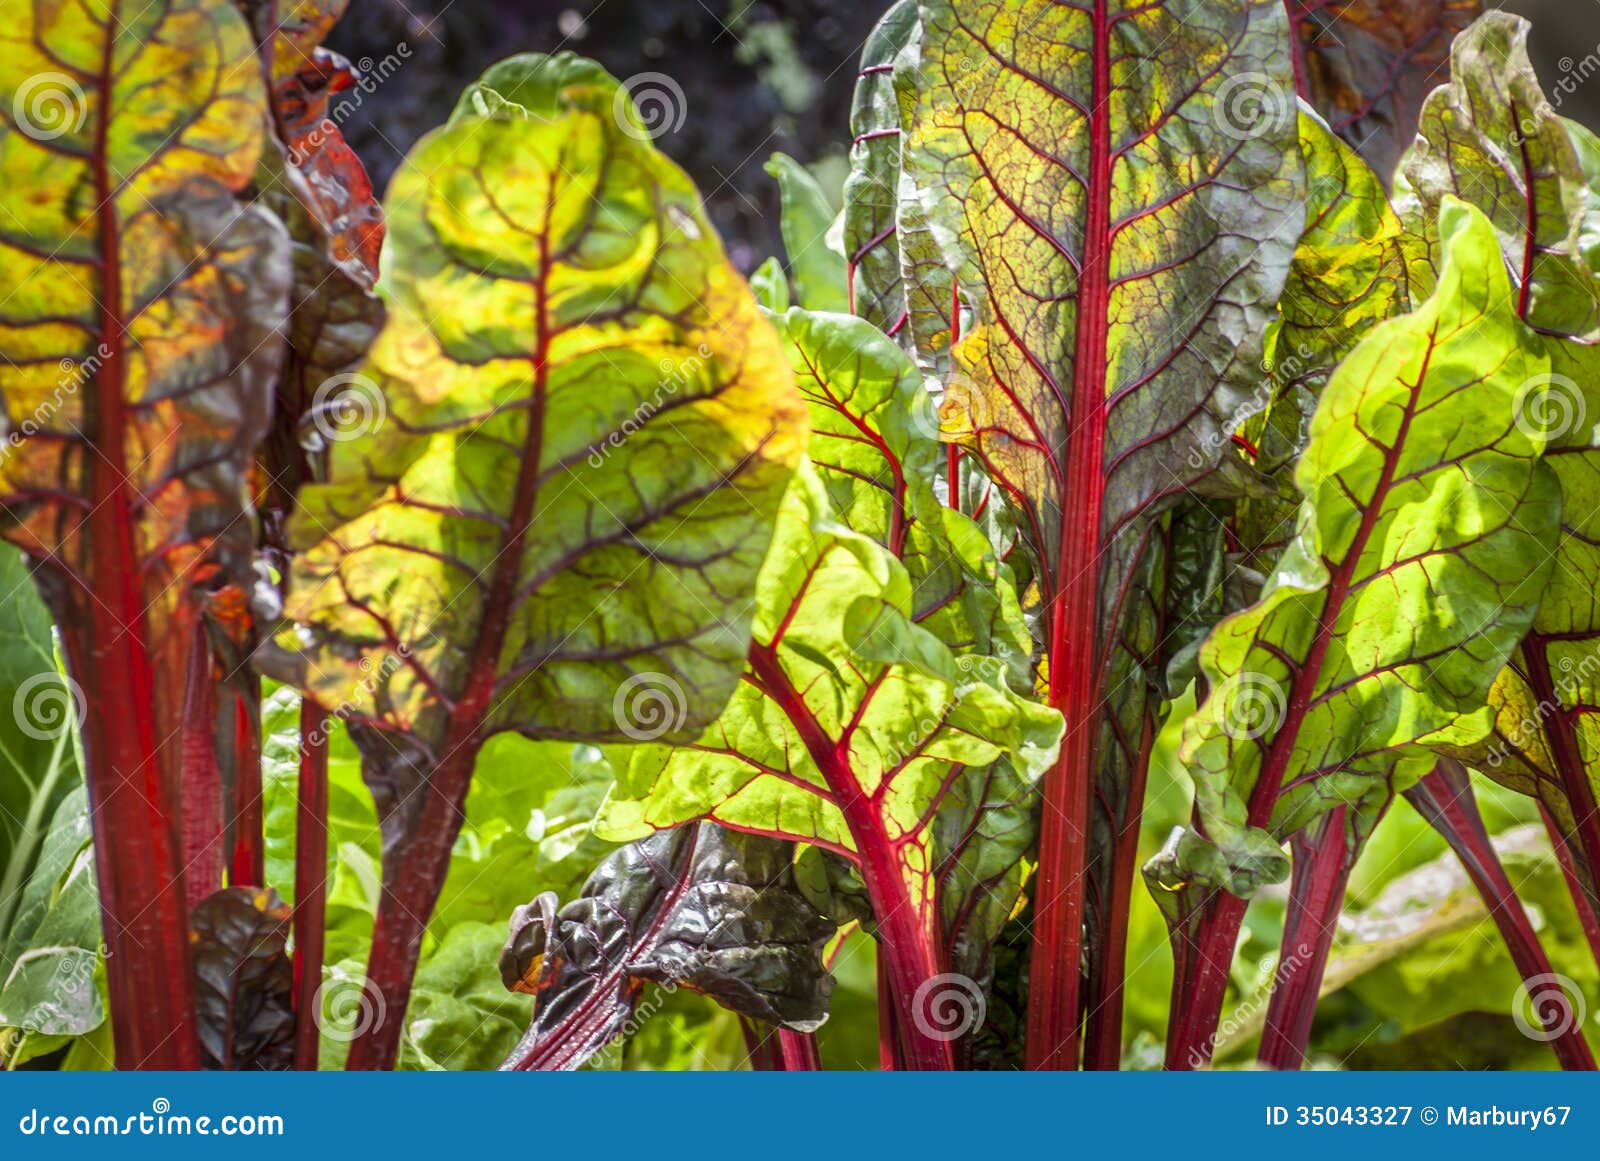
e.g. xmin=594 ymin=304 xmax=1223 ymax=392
xmin=501 ymin=823 xmax=835 ymax=1071
xmin=1149 ymin=200 xmax=1562 ymax=919
xmin=0 ymin=543 xmax=82 ymax=961
xmin=275 ymin=53 xmax=807 ymax=1068
xmin=0 ymin=788 xmax=102 ymax=1065
xmin=766 ymin=153 xmax=849 ymax=312
xmin=0 ymin=0 xmax=288 ymax=1067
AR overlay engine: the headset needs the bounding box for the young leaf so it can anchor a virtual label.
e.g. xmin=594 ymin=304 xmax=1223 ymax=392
xmin=189 ymin=887 xmax=295 ymax=1070
xmin=766 ymin=153 xmax=849 ymax=312
xmin=0 ymin=0 xmax=288 ymax=1068
xmin=1287 ymin=0 xmax=1480 ymax=183
xmin=903 ymin=0 xmax=1305 ymax=1066
xmin=1148 ymin=200 xmax=1563 ymax=1068
xmin=500 ymin=823 xmax=835 ymax=1071
xmin=1394 ymin=11 xmax=1600 ymax=342
xmin=276 ymin=54 xmax=806 ymax=1069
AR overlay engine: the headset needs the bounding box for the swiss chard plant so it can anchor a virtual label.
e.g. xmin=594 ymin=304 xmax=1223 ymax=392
xmin=2 ymin=0 xmax=1600 ymax=1073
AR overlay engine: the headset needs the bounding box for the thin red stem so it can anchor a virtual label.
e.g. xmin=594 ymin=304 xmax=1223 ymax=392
xmin=1409 ymin=762 xmax=1595 ymax=1070
xmin=1542 ymin=804 xmax=1600 ymax=969
xmin=293 ymin=699 xmax=330 ymax=1070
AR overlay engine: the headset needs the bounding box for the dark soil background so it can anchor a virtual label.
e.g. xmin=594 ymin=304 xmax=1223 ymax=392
xmin=324 ymin=0 xmax=1600 ymax=270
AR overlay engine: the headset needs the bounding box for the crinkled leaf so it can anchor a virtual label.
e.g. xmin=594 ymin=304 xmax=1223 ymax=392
xmin=1394 ymin=12 xmax=1600 ymax=342
xmin=500 ymin=823 xmax=835 ymax=1071
xmin=766 ymin=153 xmax=849 ymax=312
xmin=1288 ymin=0 xmax=1480 ymax=184
xmin=1238 ymin=108 xmax=1410 ymax=581
xmin=1148 ymin=202 xmax=1561 ymax=924
xmin=189 ymin=887 xmax=295 ymax=1070
xmin=0 ymin=788 xmax=102 ymax=1055
xmin=279 ymin=54 xmax=806 ymax=858
xmin=841 ymin=0 xmax=920 ymax=336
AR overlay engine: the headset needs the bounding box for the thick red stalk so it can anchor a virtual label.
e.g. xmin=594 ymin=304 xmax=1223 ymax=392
xmin=1027 ymin=0 xmax=1113 ymax=1072
xmin=294 ymin=700 xmax=330 ymax=1070
xmin=66 ymin=22 xmax=201 ymax=1069
xmin=1258 ymin=806 xmax=1354 ymax=1070
xmin=1409 ymin=762 xmax=1595 ymax=1070
xmin=1541 ymin=805 xmax=1600 ymax=969
xmin=742 ymin=1018 xmax=785 ymax=1070
xmin=1081 ymin=684 xmax=1157 ymax=1070
xmin=779 ymin=1030 xmax=823 ymax=1070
